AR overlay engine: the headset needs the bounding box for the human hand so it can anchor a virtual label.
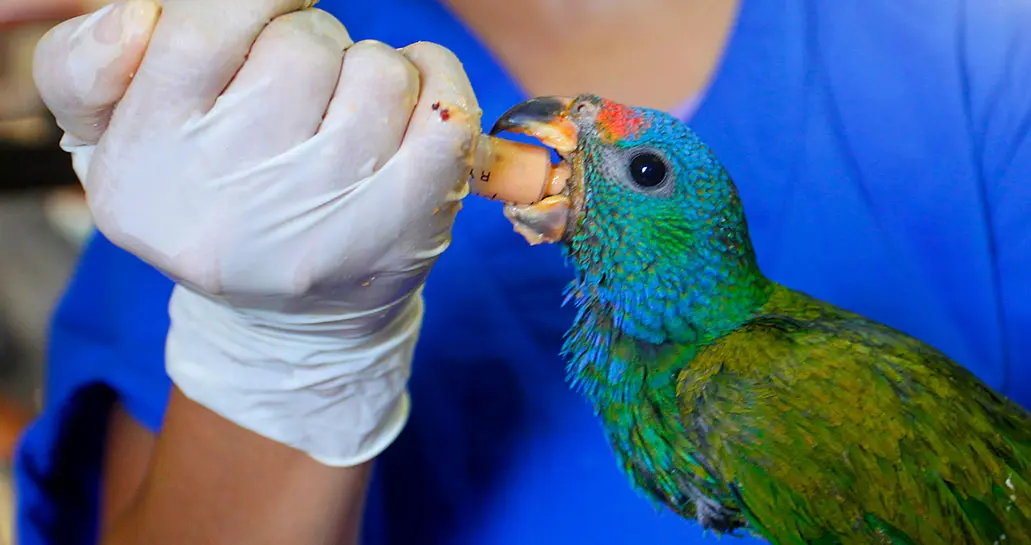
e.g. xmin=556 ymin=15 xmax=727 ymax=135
xmin=33 ymin=0 xmax=479 ymax=466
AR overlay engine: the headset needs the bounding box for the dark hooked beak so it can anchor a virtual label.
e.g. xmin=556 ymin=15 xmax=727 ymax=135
xmin=489 ymin=96 xmax=579 ymax=154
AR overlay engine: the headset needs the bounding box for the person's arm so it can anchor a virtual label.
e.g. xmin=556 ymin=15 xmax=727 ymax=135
xmin=33 ymin=0 xmax=480 ymax=542
xmin=100 ymin=389 xmax=371 ymax=545
xmin=33 ymin=0 xmax=478 ymax=539
xmin=98 ymin=402 xmax=152 ymax=531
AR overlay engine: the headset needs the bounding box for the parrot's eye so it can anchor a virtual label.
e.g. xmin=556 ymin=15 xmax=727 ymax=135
xmin=628 ymin=151 xmax=668 ymax=188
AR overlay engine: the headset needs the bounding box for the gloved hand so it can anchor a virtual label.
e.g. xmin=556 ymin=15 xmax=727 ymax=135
xmin=33 ymin=0 xmax=479 ymax=466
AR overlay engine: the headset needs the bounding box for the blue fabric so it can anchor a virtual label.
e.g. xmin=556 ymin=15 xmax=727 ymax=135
xmin=13 ymin=0 xmax=1031 ymax=543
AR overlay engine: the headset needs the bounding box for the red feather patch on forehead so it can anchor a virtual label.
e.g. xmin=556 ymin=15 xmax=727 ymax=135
xmin=596 ymin=99 xmax=648 ymax=141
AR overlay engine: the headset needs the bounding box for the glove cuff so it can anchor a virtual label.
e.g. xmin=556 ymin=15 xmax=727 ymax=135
xmin=165 ymin=285 xmax=421 ymax=466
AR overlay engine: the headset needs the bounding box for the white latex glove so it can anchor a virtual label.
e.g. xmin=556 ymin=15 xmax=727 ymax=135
xmin=33 ymin=0 xmax=479 ymax=466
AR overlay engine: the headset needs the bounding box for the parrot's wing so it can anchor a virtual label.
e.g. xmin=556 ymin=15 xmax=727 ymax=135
xmin=676 ymin=311 xmax=1031 ymax=544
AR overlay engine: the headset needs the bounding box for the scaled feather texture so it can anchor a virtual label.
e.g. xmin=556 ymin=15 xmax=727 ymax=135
xmin=496 ymin=95 xmax=1031 ymax=544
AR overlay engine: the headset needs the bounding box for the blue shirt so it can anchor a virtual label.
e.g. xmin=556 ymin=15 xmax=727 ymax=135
xmin=14 ymin=1 xmax=1031 ymax=543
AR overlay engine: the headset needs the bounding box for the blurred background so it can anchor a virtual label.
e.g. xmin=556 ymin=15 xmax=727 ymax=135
xmin=0 ymin=2 xmax=111 ymax=541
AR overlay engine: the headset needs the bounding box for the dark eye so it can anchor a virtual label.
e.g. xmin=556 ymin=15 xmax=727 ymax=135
xmin=628 ymin=152 xmax=667 ymax=188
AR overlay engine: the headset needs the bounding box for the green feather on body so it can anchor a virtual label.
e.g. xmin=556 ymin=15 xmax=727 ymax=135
xmin=489 ymin=95 xmax=1031 ymax=543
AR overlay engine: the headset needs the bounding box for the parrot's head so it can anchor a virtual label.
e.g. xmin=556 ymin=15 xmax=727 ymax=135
xmin=491 ymin=95 xmax=769 ymax=345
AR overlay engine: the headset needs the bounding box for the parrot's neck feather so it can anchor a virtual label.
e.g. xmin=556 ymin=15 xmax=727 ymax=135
xmin=561 ymin=260 xmax=772 ymax=409
xmin=560 ymin=292 xmax=745 ymax=522
xmin=558 ymin=240 xmax=771 ymax=528
xmin=561 ymin=222 xmax=773 ymax=409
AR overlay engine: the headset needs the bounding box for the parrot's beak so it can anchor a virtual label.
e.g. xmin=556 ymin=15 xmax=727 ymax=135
xmin=490 ymin=96 xmax=580 ymax=245
xmin=490 ymin=96 xmax=579 ymax=154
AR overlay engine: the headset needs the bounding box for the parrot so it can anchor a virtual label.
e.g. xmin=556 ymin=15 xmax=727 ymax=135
xmin=487 ymin=94 xmax=1031 ymax=544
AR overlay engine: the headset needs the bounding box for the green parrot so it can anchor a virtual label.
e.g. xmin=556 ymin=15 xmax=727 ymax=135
xmin=487 ymin=94 xmax=1031 ymax=544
